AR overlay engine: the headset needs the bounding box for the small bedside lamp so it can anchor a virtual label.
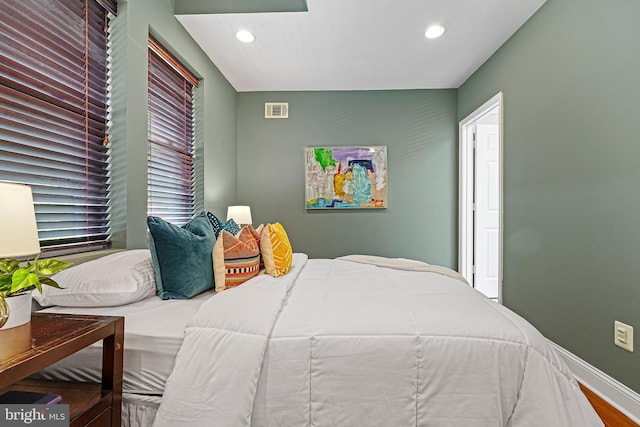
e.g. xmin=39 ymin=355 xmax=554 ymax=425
xmin=0 ymin=182 xmax=41 ymax=259
xmin=0 ymin=182 xmax=40 ymax=354
xmin=226 ymin=205 xmax=252 ymax=226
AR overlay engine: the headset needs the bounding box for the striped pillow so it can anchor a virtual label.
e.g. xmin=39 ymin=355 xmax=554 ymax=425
xmin=213 ymin=227 xmax=260 ymax=292
xmin=260 ymin=222 xmax=293 ymax=277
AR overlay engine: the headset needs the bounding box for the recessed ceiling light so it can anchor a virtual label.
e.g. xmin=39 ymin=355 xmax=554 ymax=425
xmin=425 ymin=24 xmax=446 ymax=39
xmin=235 ymin=30 xmax=255 ymax=43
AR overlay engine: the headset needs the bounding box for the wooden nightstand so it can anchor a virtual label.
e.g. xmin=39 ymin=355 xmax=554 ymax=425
xmin=0 ymin=313 xmax=124 ymax=427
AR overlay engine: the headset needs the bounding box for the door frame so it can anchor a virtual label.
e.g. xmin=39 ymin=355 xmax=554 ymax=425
xmin=458 ymin=92 xmax=503 ymax=301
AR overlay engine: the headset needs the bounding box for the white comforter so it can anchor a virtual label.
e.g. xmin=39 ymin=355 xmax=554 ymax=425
xmin=154 ymin=254 xmax=602 ymax=427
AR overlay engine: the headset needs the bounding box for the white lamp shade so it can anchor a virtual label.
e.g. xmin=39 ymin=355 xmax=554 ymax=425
xmin=226 ymin=205 xmax=252 ymax=225
xmin=0 ymin=183 xmax=41 ymax=258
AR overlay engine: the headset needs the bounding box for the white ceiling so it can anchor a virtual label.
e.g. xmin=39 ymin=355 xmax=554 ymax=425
xmin=176 ymin=0 xmax=547 ymax=92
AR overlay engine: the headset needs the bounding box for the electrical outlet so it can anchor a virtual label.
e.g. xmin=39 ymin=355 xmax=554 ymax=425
xmin=614 ymin=321 xmax=634 ymax=352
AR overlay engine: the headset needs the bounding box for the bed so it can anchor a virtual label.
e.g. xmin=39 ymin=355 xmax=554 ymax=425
xmin=36 ymin=293 xmax=209 ymax=425
xmin=32 ymin=249 xmax=603 ymax=427
xmin=32 ymin=249 xmax=209 ymax=425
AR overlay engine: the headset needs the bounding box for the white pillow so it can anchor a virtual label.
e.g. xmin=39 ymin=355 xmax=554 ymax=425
xmin=34 ymin=250 xmax=156 ymax=307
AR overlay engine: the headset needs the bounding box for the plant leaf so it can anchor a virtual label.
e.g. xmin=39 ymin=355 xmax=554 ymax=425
xmin=37 ymin=259 xmax=73 ymax=276
xmin=0 ymin=259 xmax=20 ymax=274
xmin=10 ymin=269 xmax=39 ymax=294
xmin=25 ymin=261 xmax=36 ymax=272
xmin=39 ymin=277 xmax=63 ymax=289
xmin=0 ymin=274 xmax=11 ymax=293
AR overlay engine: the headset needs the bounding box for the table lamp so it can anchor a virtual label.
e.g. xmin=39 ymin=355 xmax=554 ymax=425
xmin=226 ymin=205 xmax=252 ymax=226
xmin=0 ymin=182 xmax=41 ymax=259
xmin=0 ymin=182 xmax=40 ymax=354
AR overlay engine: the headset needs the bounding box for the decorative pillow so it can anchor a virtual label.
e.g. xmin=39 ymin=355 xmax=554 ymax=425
xmin=213 ymin=226 xmax=260 ymax=292
xmin=260 ymin=222 xmax=293 ymax=277
xmin=250 ymin=224 xmax=264 ymax=269
xmin=33 ymin=250 xmax=156 ymax=307
xmin=206 ymin=211 xmax=240 ymax=238
xmin=147 ymin=213 xmax=215 ymax=299
xmin=245 ymin=224 xmax=261 ymax=246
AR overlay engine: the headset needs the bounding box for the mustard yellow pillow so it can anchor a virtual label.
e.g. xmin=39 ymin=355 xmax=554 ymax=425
xmin=213 ymin=226 xmax=260 ymax=292
xmin=260 ymin=222 xmax=293 ymax=277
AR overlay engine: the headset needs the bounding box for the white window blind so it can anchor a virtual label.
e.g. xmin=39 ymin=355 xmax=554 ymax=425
xmin=147 ymin=36 xmax=198 ymax=225
xmin=0 ymin=0 xmax=115 ymax=255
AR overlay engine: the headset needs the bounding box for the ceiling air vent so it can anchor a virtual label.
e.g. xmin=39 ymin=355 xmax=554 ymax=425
xmin=265 ymin=102 xmax=289 ymax=119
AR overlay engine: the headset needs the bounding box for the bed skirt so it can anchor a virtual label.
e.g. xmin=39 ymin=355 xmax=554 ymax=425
xmin=121 ymin=393 xmax=160 ymax=427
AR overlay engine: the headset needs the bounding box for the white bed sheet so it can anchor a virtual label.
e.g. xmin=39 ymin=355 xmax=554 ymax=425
xmin=35 ymin=291 xmax=213 ymax=395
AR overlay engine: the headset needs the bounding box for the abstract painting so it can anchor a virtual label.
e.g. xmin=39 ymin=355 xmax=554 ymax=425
xmin=305 ymin=146 xmax=387 ymax=209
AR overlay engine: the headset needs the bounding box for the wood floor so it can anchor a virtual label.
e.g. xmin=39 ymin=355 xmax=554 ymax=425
xmin=580 ymin=383 xmax=640 ymax=427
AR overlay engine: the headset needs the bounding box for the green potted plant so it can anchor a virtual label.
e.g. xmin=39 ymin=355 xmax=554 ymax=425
xmin=0 ymin=256 xmax=72 ymax=329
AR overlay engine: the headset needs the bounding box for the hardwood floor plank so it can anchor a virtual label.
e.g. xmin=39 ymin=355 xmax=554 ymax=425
xmin=580 ymin=383 xmax=640 ymax=427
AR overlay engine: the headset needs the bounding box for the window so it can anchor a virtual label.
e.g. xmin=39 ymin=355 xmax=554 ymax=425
xmin=0 ymin=0 xmax=116 ymax=255
xmin=147 ymin=36 xmax=198 ymax=225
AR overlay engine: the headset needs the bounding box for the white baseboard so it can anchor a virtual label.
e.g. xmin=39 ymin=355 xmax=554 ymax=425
xmin=549 ymin=341 xmax=640 ymax=423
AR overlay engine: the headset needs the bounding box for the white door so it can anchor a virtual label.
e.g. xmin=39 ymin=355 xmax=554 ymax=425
xmin=459 ymin=92 xmax=502 ymax=301
xmin=473 ymin=124 xmax=500 ymax=299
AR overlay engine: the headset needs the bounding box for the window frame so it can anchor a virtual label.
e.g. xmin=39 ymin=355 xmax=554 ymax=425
xmin=147 ymin=35 xmax=199 ymax=225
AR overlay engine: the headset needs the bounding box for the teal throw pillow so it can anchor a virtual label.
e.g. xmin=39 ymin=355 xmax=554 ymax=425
xmin=206 ymin=211 xmax=241 ymax=238
xmin=147 ymin=213 xmax=215 ymax=299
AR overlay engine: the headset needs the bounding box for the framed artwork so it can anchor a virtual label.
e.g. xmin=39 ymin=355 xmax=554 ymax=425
xmin=305 ymin=146 xmax=387 ymax=209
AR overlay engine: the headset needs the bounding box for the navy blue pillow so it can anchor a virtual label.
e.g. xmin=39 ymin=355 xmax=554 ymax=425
xmin=206 ymin=211 xmax=240 ymax=238
xmin=147 ymin=213 xmax=215 ymax=300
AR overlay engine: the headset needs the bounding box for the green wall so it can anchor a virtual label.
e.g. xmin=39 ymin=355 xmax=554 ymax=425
xmin=458 ymin=0 xmax=640 ymax=392
xmin=109 ymin=0 xmax=237 ymax=249
xmin=237 ymin=90 xmax=458 ymax=267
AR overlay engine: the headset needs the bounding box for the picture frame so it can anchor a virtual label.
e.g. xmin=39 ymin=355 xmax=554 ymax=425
xmin=304 ymin=146 xmax=387 ymax=209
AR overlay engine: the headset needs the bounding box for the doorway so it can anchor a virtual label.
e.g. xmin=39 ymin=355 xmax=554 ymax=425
xmin=459 ymin=92 xmax=503 ymax=301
